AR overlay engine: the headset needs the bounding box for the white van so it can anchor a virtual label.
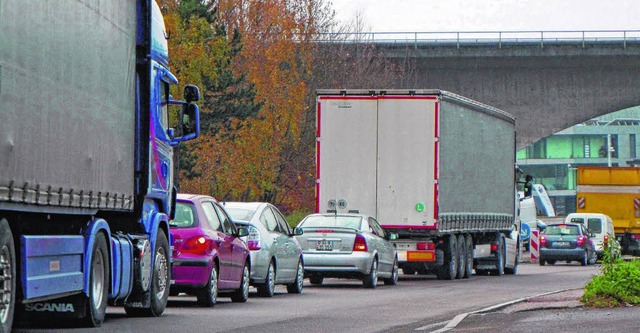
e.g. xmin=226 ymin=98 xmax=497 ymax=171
xmin=565 ymin=213 xmax=614 ymax=258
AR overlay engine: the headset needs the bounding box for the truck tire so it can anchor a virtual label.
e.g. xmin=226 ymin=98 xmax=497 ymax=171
xmin=230 ymin=262 xmax=250 ymax=303
xmin=0 ymin=219 xmax=16 ymax=333
xmin=463 ymin=234 xmax=474 ymax=278
xmin=196 ymin=264 xmax=218 ymax=307
xmin=491 ymin=234 xmax=505 ymax=276
xmin=436 ymin=235 xmax=457 ymax=280
xmin=81 ymin=232 xmax=109 ymax=327
xmin=257 ymin=261 xmax=276 ymax=297
xmin=125 ymin=231 xmax=170 ymax=317
xmin=456 ymin=235 xmax=466 ymax=279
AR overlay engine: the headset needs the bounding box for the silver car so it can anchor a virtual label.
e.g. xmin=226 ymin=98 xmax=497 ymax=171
xmin=295 ymin=213 xmax=399 ymax=288
xmin=223 ymin=202 xmax=304 ymax=297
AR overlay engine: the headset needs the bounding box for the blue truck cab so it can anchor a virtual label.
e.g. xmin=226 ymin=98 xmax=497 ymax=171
xmin=0 ymin=0 xmax=200 ymax=330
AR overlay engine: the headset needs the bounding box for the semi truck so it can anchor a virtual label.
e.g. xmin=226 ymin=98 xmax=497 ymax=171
xmin=576 ymin=166 xmax=640 ymax=255
xmin=316 ymin=90 xmax=520 ymax=280
xmin=0 ymin=0 xmax=200 ymax=330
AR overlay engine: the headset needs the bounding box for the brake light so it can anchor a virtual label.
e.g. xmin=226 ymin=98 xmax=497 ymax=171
xmin=604 ymin=234 xmax=609 ymax=246
xmin=576 ymin=235 xmax=586 ymax=246
xmin=182 ymin=236 xmax=214 ymax=255
xmin=417 ymin=242 xmax=435 ymax=250
xmin=247 ymin=226 xmax=261 ymax=250
xmin=314 ymin=229 xmax=334 ymax=233
xmin=353 ymin=234 xmax=368 ymax=251
xmin=490 ymin=244 xmax=499 ymax=252
xmin=540 ymin=235 xmax=547 ymax=247
xmin=632 ymin=234 xmax=640 ymax=240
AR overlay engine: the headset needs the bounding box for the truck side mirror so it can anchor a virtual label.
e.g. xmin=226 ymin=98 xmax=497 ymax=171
xmin=181 ymin=103 xmax=199 ymax=139
xmin=184 ymin=84 xmax=200 ymax=103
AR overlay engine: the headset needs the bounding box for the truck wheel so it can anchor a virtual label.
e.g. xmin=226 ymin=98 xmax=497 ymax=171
xmin=384 ymin=257 xmax=399 ymax=286
xmin=463 ymin=234 xmax=474 ymax=278
xmin=125 ymin=231 xmax=170 ymax=317
xmin=196 ymin=264 xmax=218 ymax=307
xmin=257 ymin=261 xmax=276 ymax=297
xmin=363 ymin=259 xmax=378 ymax=288
xmin=81 ymin=232 xmax=109 ymax=327
xmin=286 ymin=259 xmax=304 ymax=294
xmin=539 ymin=259 xmax=546 ymax=266
xmin=309 ymin=277 xmax=324 ymax=285
xmin=491 ymin=234 xmax=505 ymax=276
xmin=231 ymin=262 xmax=250 ymax=303
xmin=456 ymin=235 xmax=465 ymax=279
xmin=436 ymin=235 xmax=457 ymax=280
xmin=0 ymin=219 xmax=16 ymax=333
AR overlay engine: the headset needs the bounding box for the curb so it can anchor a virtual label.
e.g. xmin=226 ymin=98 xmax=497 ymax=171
xmin=418 ymin=288 xmax=581 ymax=332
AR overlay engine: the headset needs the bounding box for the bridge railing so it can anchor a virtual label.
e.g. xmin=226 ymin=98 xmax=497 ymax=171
xmin=311 ymin=30 xmax=640 ymax=49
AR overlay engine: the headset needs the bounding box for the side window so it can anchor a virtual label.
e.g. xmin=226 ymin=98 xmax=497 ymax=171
xmin=202 ymin=202 xmax=222 ymax=231
xmin=369 ymin=217 xmax=385 ymax=238
xmin=260 ymin=208 xmax=279 ymax=232
xmin=272 ymin=207 xmax=291 ymax=235
xmin=159 ymin=79 xmax=170 ymax=130
xmin=214 ymin=203 xmax=235 ymax=235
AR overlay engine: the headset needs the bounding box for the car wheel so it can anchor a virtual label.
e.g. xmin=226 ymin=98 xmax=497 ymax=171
xmin=384 ymin=257 xmax=399 ymax=286
xmin=231 ymin=262 xmax=250 ymax=303
xmin=197 ymin=264 xmax=218 ymax=307
xmin=581 ymin=250 xmax=588 ymax=266
xmin=257 ymin=261 xmax=276 ymax=297
xmin=309 ymin=277 xmax=324 ymax=285
xmin=547 ymin=260 xmax=556 ymax=265
xmin=363 ymin=259 xmax=378 ymax=289
xmin=286 ymin=259 xmax=304 ymax=294
xmin=539 ymin=259 xmax=546 ymax=266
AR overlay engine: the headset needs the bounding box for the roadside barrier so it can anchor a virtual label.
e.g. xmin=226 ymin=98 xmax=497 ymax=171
xmin=530 ymin=230 xmax=539 ymax=261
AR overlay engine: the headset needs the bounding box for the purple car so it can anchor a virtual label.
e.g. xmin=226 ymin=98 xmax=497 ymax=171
xmin=169 ymin=193 xmax=250 ymax=307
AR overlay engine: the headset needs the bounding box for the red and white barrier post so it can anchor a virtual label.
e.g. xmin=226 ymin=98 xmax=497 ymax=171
xmin=530 ymin=229 xmax=539 ymax=261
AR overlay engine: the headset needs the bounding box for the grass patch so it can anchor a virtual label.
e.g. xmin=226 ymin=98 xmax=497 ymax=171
xmin=285 ymin=209 xmax=312 ymax=228
xmin=582 ymin=239 xmax=640 ymax=307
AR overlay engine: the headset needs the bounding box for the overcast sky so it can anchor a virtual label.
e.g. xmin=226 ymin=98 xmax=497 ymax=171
xmin=330 ymin=0 xmax=640 ymax=32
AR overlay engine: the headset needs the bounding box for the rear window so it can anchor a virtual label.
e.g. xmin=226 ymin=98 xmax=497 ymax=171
xmin=587 ymin=218 xmax=602 ymax=233
xmin=300 ymin=216 xmax=363 ymax=229
xmin=545 ymin=224 xmax=580 ymax=236
xmin=226 ymin=207 xmax=256 ymax=222
xmin=171 ymin=202 xmax=197 ymax=228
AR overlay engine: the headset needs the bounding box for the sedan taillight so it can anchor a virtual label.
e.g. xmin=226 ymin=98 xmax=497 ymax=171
xmin=182 ymin=236 xmax=214 ymax=255
xmin=353 ymin=234 xmax=368 ymax=252
xmin=576 ymin=235 xmax=586 ymax=246
xmin=247 ymin=226 xmax=261 ymax=250
xmin=540 ymin=235 xmax=547 ymax=247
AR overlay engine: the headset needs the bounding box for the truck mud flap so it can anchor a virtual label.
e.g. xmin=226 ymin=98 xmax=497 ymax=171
xmin=15 ymin=294 xmax=89 ymax=328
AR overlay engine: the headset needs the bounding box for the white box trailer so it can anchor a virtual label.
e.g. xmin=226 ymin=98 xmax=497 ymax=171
xmin=316 ymin=90 xmax=520 ymax=279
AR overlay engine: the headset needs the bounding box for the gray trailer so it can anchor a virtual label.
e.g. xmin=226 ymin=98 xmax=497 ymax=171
xmin=316 ymin=89 xmax=520 ymax=280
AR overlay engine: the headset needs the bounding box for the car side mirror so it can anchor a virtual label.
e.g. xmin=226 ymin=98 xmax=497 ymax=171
xmin=236 ymin=227 xmax=249 ymax=238
xmin=387 ymin=233 xmax=398 ymax=241
xmin=292 ymin=227 xmax=304 ymax=236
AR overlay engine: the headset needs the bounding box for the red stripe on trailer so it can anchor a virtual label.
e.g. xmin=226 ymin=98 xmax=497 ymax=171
xmin=380 ymin=225 xmax=438 ymax=229
xmin=318 ymin=96 xmax=378 ymax=100
xmin=434 ymin=102 xmax=440 ymax=221
xmin=378 ymin=95 xmax=438 ymax=100
xmin=315 ymin=101 xmax=321 ymax=213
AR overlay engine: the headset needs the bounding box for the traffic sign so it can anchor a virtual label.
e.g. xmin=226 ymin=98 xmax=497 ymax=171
xmin=520 ymin=222 xmax=531 ymax=240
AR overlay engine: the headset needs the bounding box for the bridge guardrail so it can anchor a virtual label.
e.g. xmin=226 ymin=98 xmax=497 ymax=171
xmin=311 ymin=30 xmax=640 ymax=49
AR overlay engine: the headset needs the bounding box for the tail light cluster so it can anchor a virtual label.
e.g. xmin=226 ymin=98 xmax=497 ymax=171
xmin=247 ymin=226 xmax=261 ymax=251
xmin=490 ymin=243 xmax=499 ymax=252
xmin=182 ymin=236 xmax=214 ymax=255
xmin=417 ymin=242 xmax=435 ymax=250
xmin=604 ymin=234 xmax=609 ymax=246
xmin=353 ymin=234 xmax=368 ymax=251
xmin=540 ymin=235 xmax=547 ymax=247
xmin=576 ymin=235 xmax=586 ymax=246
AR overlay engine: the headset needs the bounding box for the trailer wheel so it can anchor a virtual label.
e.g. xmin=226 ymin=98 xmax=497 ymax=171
xmin=0 ymin=219 xmax=15 ymax=333
xmin=491 ymin=234 xmax=505 ymax=276
xmin=456 ymin=235 xmax=465 ymax=279
xmin=125 ymin=231 xmax=170 ymax=317
xmin=463 ymin=234 xmax=473 ymax=278
xmin=81 ymin=232 xmax=109 ymax=327
xmin=436 ymin=235 xmax=457 ymax=280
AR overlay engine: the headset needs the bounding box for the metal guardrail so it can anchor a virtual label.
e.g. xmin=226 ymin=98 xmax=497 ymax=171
xmin=311 ymin=30 xmax=640 ymax=49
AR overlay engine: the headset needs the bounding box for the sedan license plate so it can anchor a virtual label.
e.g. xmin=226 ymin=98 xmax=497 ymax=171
xmin=316 ymin=240 xmax=333 ymax=251
xmin=555 ymin=241 xmax=569 ymax=247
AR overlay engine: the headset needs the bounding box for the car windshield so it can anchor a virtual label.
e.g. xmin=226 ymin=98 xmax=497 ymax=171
xmin=587 ymin=218 xmax=602 ymax=233
xmin=171 ymin=202 xmax=197 ymax=228
xmin=226 ymin=207 xmax=256 ymax=222
xmin=300 ymin=216 xmax=362 ymax=229
xmin=545 ymin=224 xmax=579 ymax=236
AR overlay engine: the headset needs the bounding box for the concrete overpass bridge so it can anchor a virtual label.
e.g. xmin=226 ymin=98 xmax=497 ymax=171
xmin=321 ymin=31 xmax=640 ymax=148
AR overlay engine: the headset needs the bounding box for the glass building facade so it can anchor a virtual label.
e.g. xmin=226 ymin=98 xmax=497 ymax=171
xmin=516 ymin=107 xmax=640 ymax=216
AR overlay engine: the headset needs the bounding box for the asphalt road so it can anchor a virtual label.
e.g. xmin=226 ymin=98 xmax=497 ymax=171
xmin=14 ymin=262 xmax=599 ymax=333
